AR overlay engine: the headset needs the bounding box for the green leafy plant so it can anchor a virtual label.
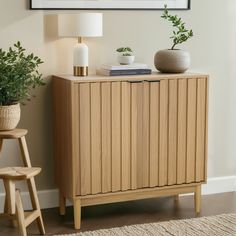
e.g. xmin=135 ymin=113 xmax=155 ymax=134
xmin=161 ymin=5 xmax=193 ymax=50
xmin=116 ymin=47 xmax=133 ymax=56
xmin=0 ymin=41 xmax=44 ymax=106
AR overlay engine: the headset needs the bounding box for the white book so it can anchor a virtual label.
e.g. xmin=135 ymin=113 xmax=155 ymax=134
xmin=101 ymin=63 xmax=148 ymax=70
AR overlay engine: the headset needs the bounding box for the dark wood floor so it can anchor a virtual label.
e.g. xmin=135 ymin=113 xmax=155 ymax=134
xmin=1 ymin=192 xmax=236 ymax=235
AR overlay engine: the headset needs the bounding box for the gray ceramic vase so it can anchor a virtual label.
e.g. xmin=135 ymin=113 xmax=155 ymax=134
xmin=154 ymin=49 xmax=190 ymax=73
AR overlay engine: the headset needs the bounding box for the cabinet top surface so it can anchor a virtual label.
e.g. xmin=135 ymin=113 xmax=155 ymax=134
xmin=53 ymin=72 xmax=209 ymax=83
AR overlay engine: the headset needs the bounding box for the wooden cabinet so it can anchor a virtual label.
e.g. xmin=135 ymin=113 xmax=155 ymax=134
xmin=52 ymin=73 xmax=209 ymax=229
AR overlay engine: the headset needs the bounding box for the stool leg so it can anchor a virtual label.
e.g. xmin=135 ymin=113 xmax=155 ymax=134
xmin=3 ymin=180 xmax=16 ymax=215
xmin=27 ymin=178 xmax=45 ymax=235
xmin=18 ymin=135 xmax=45 ymax=234
xmin=18 ymin=136 xmax=32 ymax=167
xmin=4 ymin=192 xmax=8 ymax=213
xmin=15 ymin=190 xmax=27 ymax=236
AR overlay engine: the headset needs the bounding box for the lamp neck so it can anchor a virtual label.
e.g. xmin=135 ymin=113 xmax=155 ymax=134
xmin=78 ymin=37 xmax=83 ymax=43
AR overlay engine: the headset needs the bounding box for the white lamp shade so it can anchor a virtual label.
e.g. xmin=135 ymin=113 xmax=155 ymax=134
xmin=58 ymin=13 xmax=103 ymax=38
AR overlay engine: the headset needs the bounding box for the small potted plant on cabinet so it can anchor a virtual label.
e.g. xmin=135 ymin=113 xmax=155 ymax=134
xmin=154 ymin=5 xmax=193 ymax=73
xmin=0 ymin=41 xmax=44 ymax=130
xmin=116 ymin=47 xmax=135 ymax=65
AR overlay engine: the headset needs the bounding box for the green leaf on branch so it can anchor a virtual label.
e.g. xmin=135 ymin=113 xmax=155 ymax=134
xmin=161 ymin=5 xmax=193 ymax=50
xmin=0 ymin=42 xmax=44 ymax=106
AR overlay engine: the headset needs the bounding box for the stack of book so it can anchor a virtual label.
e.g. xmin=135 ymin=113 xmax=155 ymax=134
xmin=97 ymin=63 xmax=152 ymax=76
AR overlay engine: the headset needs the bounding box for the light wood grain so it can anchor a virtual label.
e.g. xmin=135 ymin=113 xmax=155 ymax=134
xmin=15 ymin=190 xmax=27 ymax=236
xmin=111 ymin=82 xmax=121 ymax=192
xmin=27 ymin=177 xmax=45 ymax=234
xmin=195 ymin=185 xmax=201 ymax=214
xmin=0 ymin=129 xmax=28 ymax=139
xmin=52 ymin=79 xmax=74 ymax=198
xmin=52 ymin=74 xmax=209 ymax=229
xmin=196 ymin=79 xmax=207 ymax=182
xmin=0 ymin=167 xmax=41 ymax=180
xmin=131 ymin=82 xmax=143 ymax=190
xmin=59 ymin=192 xmax=66 ymax=216
xmin=3 ymin=180 xmax=15 ymax=214
xmin=101 ymin=83 xmax=112 ymax=193
xmin=91 ymin=83 xmax=102 ymax=194
xmin=72 ymin=84 xmax=80 ymax=197
xmin=168 ymin=80 xmax=178 ymax=186
xmin=24 ymin=210 xmax=40 ymax=227
xmin=177 ymin=79 xmax=187 ymax=184
xmin=1 ymin=169 xmax=45 ymax=235
xmin=73 ymin=199 xmax=81 ymax=229
xmin=79 ymin=83 xmax=91 ymax=195
xmin=54 ymin=72 xmax=209 ymax=83
xmin=136 ymin=83 xmax=143 ymax=189
xmin=142 ymin=81 xmax=150 ymax=188
xmin=121 ymin=82 xmax=131 ymax=191
xmin=18 ymin=136 xmax=32 ymax=168
xmin=186 ymin=79 xmax=197 ymax=183
xmin=204 ymin=77 xmax=209 ymax=181
xmin=18 ymin=134 xmax=45 ymax=234
xmin=159 ymin=80 xmax=168 ymax=186
xmin=149 ymin=82 xmax=159 ymax=187
xmin=80 ymin=183 xmax=198 ymax=207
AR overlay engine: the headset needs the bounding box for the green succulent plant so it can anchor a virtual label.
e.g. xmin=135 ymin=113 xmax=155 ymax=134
xmin=116 ymin=47 xmax=133 ymax=56
xmin=161 ymin=5 xmax=193 ymax=50
xmin=0 ymin=41 xmax=44 ymax=106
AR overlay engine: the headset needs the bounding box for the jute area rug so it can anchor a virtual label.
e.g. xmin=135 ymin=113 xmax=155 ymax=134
xmin=55 ymin=214 xmax=236 ymax=236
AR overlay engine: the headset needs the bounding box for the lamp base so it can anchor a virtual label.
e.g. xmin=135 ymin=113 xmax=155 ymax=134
xmin=74 ymin=66 xmax=88 ymax=76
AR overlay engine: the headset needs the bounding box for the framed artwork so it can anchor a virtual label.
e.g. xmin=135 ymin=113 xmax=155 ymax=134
xmin=30 ymin=0 xmax=190 ymax=10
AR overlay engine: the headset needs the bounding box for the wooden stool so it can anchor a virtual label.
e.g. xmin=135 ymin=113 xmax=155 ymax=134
xmin=0 ymin=167 xmax=45 ymax=236
xmin=0 ymin=129 xmax=45 ymax=235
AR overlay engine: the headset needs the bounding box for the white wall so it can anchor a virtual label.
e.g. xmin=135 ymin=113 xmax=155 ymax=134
xmin=0 ymin=0 xmax=236 ymax=196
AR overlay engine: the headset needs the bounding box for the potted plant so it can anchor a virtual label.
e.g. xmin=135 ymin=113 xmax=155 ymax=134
xmin=0 ymin=41 xmax=44 ymax=130
xmin=154 ymin=5 xmax=193 ymax=73
xmin=116 ymin=47 xmax=135 ymax=65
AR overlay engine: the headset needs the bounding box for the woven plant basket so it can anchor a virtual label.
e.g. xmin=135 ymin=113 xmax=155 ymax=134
xmin=0 ymin=104 xmax=21 ymax=131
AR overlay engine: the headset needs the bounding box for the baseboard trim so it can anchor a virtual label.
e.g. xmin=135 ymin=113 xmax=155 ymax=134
xmin=202 ymin=175 xmax=236 ymax=195
xmin=0 ymin=176 xmax=236 ymax=211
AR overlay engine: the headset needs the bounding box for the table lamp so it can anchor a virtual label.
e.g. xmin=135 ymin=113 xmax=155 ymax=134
xmin=58 ymin=13 xmax=103 ymax=76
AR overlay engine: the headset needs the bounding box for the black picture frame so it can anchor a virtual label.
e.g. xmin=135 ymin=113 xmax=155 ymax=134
xmin=30 ymin=0 xmax=191 ymax=10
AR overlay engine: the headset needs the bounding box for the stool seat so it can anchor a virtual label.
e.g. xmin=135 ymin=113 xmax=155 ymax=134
xmin=0 ymin=167 xmax=41 ymax=180
xmin=0 ymin=129 xmax=28 ymax=139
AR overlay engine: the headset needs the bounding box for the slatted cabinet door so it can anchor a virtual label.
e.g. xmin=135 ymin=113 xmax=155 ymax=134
xmin=78 ymin=81 xmax=133 ymax=195
xmin=158 ymin=78 xmax=208 ymax=187
xmin=77 ymin=81 xmax=160 ymax=195
xmin=76 ymin=78 xmax=208 ymax=196
xmin=130 ymin=81 xmax=160 ymax=190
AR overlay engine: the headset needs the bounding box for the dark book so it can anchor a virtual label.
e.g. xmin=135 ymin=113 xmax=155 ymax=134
xmin=97 ymin=68 xmax=152 ymax=76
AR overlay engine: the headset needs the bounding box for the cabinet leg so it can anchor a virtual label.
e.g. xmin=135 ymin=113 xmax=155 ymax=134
xmin=194 ymin=185 xmax=201 ymax=214
xmin=59 ymin=192 xmax=66 ymax=216
xmin=73 ymin=199 xmax=81 ymax=230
